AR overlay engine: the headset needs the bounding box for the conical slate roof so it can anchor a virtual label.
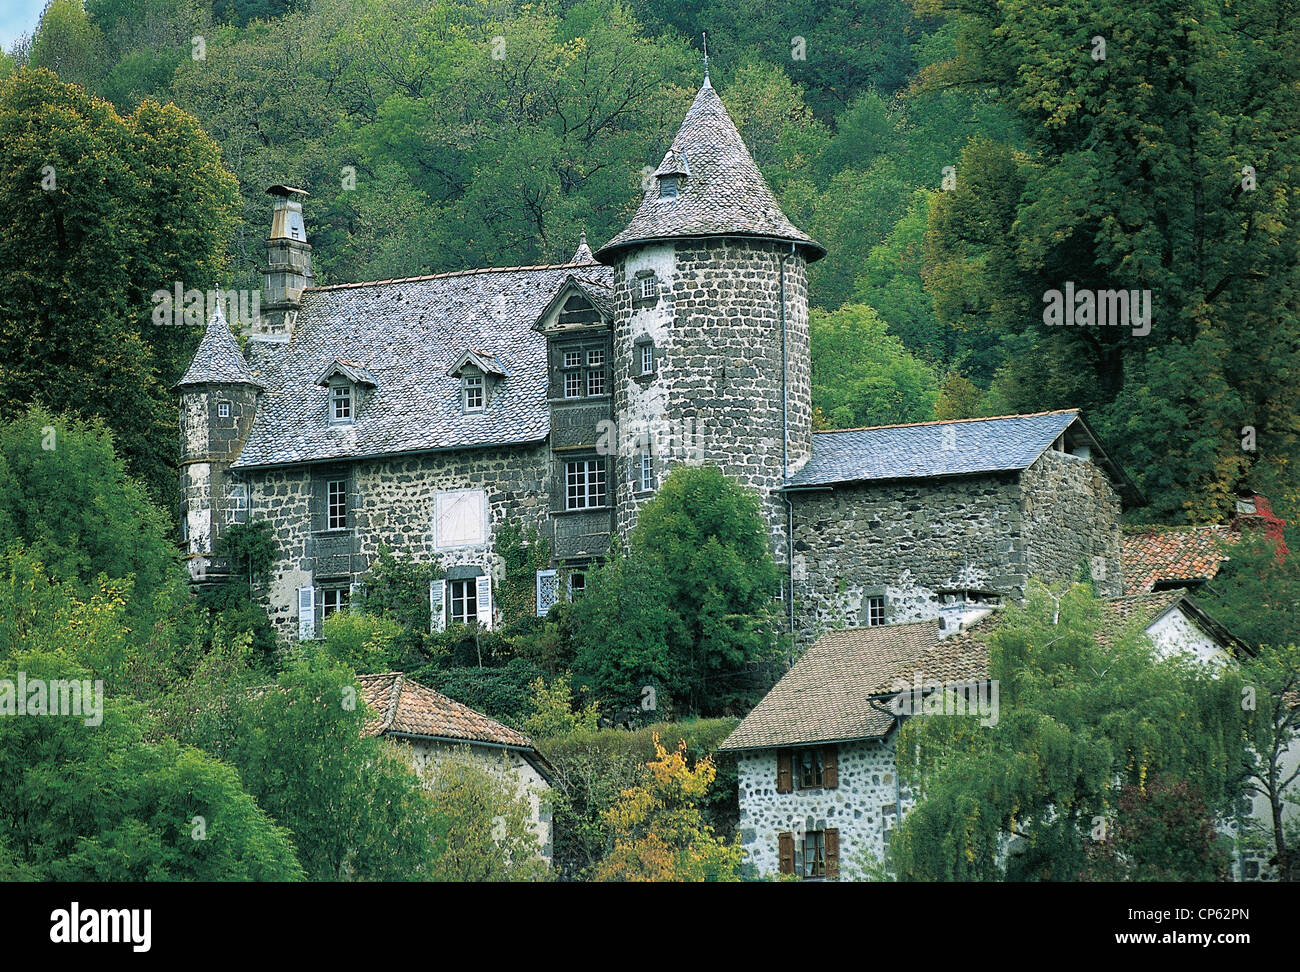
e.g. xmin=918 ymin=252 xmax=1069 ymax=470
xmin=596 ymin=80 xmax=824 ymax=263
xmin=176 ymin=305 xmax=262 ymax=388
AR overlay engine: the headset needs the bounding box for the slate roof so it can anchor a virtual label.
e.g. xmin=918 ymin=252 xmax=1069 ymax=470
xmin=595 ymin=81 xmax=824 ymax=262
xmin=1121 ymin=526 xmax=1233 ymax=594
xmin=787 ymin=410 xmax=1081 ymax=488
xmin=720 ymin=590 xmax=1242 ymax=751
xmin=357 ymin=672 xmax=535 ymax=749
xmin=230 ymin=262 xmax=612 ymax=469
xmin=176 ymin=306 xmax=261 ymax=388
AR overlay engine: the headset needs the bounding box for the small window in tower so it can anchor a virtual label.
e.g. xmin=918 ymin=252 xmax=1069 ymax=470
xmin=463 ymin=374 xmax=485 ymax=412
xmin=659 ymin=175 xmax=679 ymax=199
xmin=638 ymin=277 xmax=658 ymax=300
xmin=218 ymin=400 xmax=231 ymax=418
xmin=330 ymin=384 xmax=352 ymax=423
xmin=640 ymin=343 xmax=655 ymax=375
xmin=867 ymin=596 xmax=886 ymax=627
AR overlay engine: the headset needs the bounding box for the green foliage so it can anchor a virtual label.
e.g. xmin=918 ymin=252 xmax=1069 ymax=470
xmin=495 ymin=520 xmax=551 ymax=623
xmin=415 ymin=657 xmax=546 ymax=729
xmin=1204 ymin=526 xmax=1300 ymax=651
xmin=357 ymin=545 xmax=440 ymax=667
xmin=322 ymin=610 xmax=403 ymax=674
xmin=1082 ymin=778 xmax=1231 ymax=882
xmin=0 ymin=407 xmax=177 ymax=621
xmin=420 ymin=746 xmax=548 ymax=881
xmin=214 ymin=519 xmax=277 ymax=586
xmin=891 ymin=581 xmax=1249 ymax=880
xmin=570 ymin=466 xmax=783 ymax=716
xmin=810 ymin=303 xmax=939 ymax=428
xmin=30 ymin=0 xmax=106 ymax=91
xmin=1236 ymin=641 xmax=1300 ymax=881
xmin=522 ymin=675 xmax=600 ymax=739
xmin=0 ymin=67 xmax=239 ymax=502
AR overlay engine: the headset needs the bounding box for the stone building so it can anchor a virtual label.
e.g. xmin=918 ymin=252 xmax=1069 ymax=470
xmin=178 ymin=77 xmax=1137 ymax=647
xmin=356 ymin=673 xmax=554 ymax=865
xmin=720 ymin=589 xmax=1271 ymax=880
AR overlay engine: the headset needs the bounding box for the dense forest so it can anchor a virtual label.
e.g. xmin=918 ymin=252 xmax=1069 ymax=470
xmin=2 ymin=0 xmax=1296 ymax=525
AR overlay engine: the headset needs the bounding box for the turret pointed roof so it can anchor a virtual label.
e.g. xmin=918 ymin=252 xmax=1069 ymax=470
xmin=176 ymin=306 xmax=262 ymax=389
xmin=569 ymin=232 xmax=596 ymax=265
xmin=596 ymin=81 xmax=824 ymax=263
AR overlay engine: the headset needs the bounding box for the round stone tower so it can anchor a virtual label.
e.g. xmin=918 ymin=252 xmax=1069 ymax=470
xmin=176 ymin=305 xmax=262 ymax=585
xmin=595 ymin=78 xmax=824 ymax=549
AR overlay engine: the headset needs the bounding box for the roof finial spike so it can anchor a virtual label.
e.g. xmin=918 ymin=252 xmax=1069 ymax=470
xmin=701 ymin=31 xmax=711 ymax=87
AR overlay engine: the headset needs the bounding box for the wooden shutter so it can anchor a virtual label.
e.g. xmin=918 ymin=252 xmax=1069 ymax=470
xmin=297 ymin=586 xmax=316 ymax=640
xmin=776 ymin=750 xmax=793 ymax=793
xmin=309 ymin=475 xmax=327 ymax=532
xmin=778 ymin=832 xmax=795 ymax=876
xmin=476 ymin=573 xmax=493 ymax=631
xmin=823 ymin=745 xmax=838 ymax=789
xmin=430 ymin=579 xmax=446 ymax=633
xmin=536 ymin=569 xmax=557 ymax=616
xmin=825 ymin=828 xmax=840 ymax=880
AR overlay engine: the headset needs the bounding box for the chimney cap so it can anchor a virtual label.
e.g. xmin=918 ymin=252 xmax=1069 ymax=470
xmin=266 ymin=184 xmax=310 ymax=198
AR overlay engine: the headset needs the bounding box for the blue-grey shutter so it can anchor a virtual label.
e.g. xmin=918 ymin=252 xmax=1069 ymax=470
xmin=430 ymin=578 xmax=446 ymax=633
xmin=536 ymin=569 xmax=558 ymax=616
xmin=349 ymin=581 xmax=363 ymax=613
xmin=476 ymin=573 xmax=493 ymax=630
xmin=298 ymin=586 xmax=317 ymax=640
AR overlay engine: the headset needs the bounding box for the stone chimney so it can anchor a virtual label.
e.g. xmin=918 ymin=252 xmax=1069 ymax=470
xmin=257 ymin=185 xmax=314 ymax=337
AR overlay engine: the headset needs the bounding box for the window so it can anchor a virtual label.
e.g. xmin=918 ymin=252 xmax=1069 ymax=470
xmin=565 ymin=459 xmax=606 ymax=510
xmin=586 ymin=368 xmax=607 ymax=396
xmin=867 ymin=595 xmax=885 ymax=626
xmin=536 ymin=569 xmax=559 ymax=617
xmin=795 ymin=748 xmax=823 ymax=789
xmin=801 ymin=831 xmax=826 ymax=879
xmin=463 ymin=373 xmax=484 ymax=411
xmin=659 ymin=175 xmax=679 ymax=198
xmin=330 ymin=384 xmax=352 ymax=422
xmin=434 ymin=489 xmax=486 ymax=548
xmin=638 ymin=452 xmax=654 ymax=492
xmin=218 ymin=401 xmax=231 ymax=418
xmin=568 ymin=571 xmax=586 ymax=597
xmin=638 ymin=277 xmax=657 ymax=300
xmin=587 ymin=349 xmax=605 ymax=367
xmin=640 ymin=344 xmax=655 ymax=375
xmin=448 ymin=578 xmax=478 ymax=625
xmin=563 ymin=350 xmax=581 ymax=369
xmin=321 ymin=587 xmax=349 ymax=620
xmin=564 ymin=371 xmax=583 ymax=399
xmin=327 ymin=479 xmax=347 ymax=530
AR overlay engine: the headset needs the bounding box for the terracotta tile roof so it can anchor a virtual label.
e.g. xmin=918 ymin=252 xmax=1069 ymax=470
xmin=357 ymin=673 xmax=534 ymax=749
xmin=1121 ymin=526 xmax=1233 ymax=594
xmin=176 ymin=305 xmax=262 ymax=389
xmin=721 ymin=590 xmax=1244 ymax=751
xmin=596 ymin=81 xmax=824 ymax=262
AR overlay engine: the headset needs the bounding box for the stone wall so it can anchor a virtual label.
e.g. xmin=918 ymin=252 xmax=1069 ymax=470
xmin=1019 ymin=449 xmax=1123 ymax=597
xmin=611 ymin=238 xmax=811 ymax=552
xmin=790 ymin=473 xmax=1025 ymax=642
xmin=735 ymin=739 xmax=911 ymax=879
xmin=242 ymin=442 xmax=551 ymax=641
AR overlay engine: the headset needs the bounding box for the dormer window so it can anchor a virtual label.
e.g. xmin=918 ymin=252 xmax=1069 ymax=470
xmin=659 ymin=175 xmax=679 ymax=199
xmin=330 ymin=383 xmax=353 ymax=423
xmin=463 ymin=373 xmax=485 ymax=412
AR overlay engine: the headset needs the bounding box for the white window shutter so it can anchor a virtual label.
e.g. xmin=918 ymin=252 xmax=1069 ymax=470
xmin=430 ymin=578 xmax=446 ymax=633
xmin=476 ymin=573 xmax=493 ymax=631
xmin=349 ymin=581 xmax=363 ymax=612
xmin=536 ymin=569 xmax=558 ymax=617
xmin=298 ymin=586 xmax=317 ymax=640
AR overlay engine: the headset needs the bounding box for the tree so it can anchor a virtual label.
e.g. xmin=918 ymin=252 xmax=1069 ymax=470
xmin=917 ymin=0 xmax=1300 ymax=521
xmin=810 ymin=303 xmax=939 ymax=428
xmin=570 ymin=466 xmax=783 ymax=716
xmin=0 ymin=68 xmax=239 ymax=501
xmin=29 ymin=0 xmax=105 ymax=91
xmin=1204 ymin=523 xmax=1300 ymax=651
xmin=1082 ymin=778 xmax=1231 ymax=881
xmin=595 ymin=734 xmax=742 ymax=882
xmin=420 ymin=747 xmax=548 ymax=882
xmin=0 ymin=407 xmax=177 ymax=622
xmin=522 ymin=675 xmax=600 ymax=739
xmin=1237 ymin=642 xmax=1300 ymax=881
xmin=891 ymin=582 xmax=1247 ymax=880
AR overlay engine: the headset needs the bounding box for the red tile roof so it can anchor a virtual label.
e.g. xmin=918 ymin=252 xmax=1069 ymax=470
xmin=356 ymin=673 xmax=534 ymax=750
xmin=1121 ymin=526 xmax=1233 ymax=594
